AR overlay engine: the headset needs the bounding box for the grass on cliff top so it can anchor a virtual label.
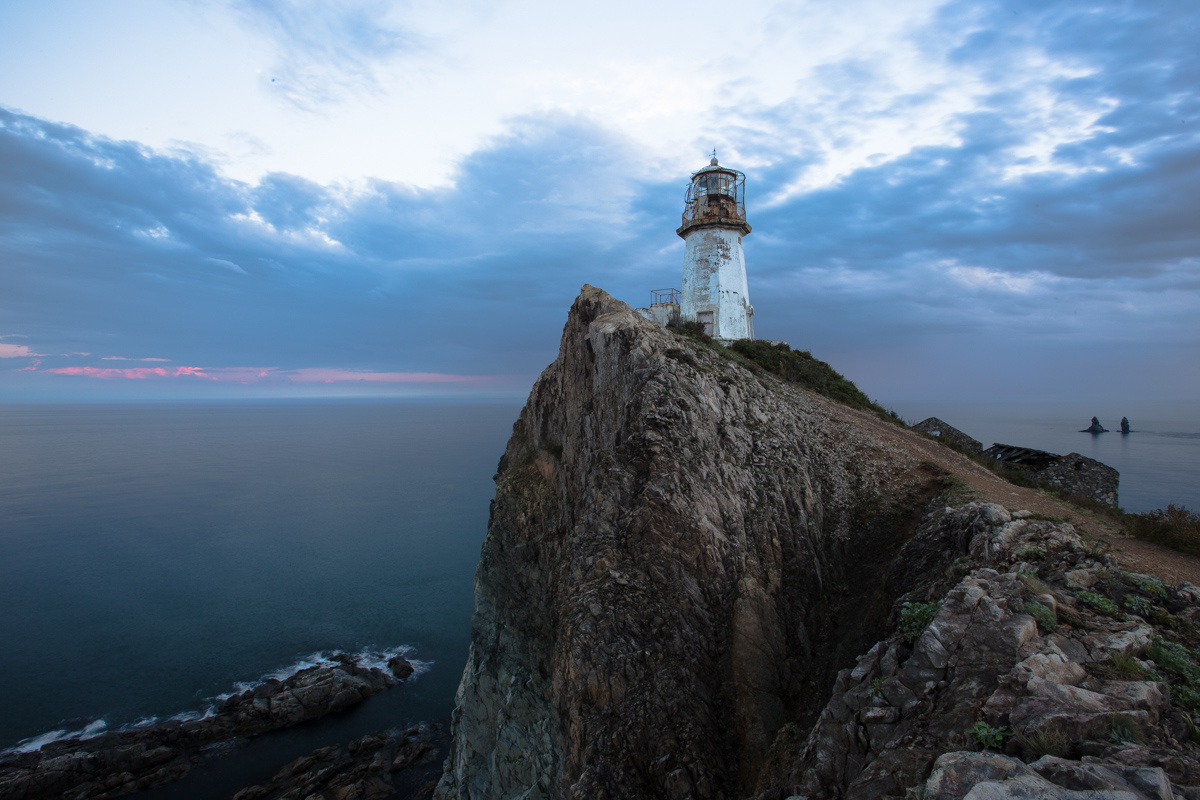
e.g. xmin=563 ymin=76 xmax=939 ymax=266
xmin=669 ymin=321 xmax=905 ymax=425
xmin=1055 ymin=491 xmax=1200 ymax=559
xmin=1122 ymin=505 xmax=1200 ymax=557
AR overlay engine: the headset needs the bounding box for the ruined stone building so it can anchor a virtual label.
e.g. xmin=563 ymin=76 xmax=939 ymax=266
xmin=911 ymin=417 xmax=983 ymax=454
xmin=983 ymin=443 xmax=1119 ymax=507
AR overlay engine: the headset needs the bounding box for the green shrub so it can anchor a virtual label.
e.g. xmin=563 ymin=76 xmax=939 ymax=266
xmin=1023 ymin=600 xmax=1058 ymax=632
xmin=1146 ymin=638 xmax=1200 ymax=713
xmin=969 ymin=720 xmax=1009 ymax=750
xmin=1014 ymin=724 xmax=1071 ymax=759
xmin=1076 ymin=591 xmax=1122 ymax=618
xmin=1185 ymin=714 xmax=1200 ymax=744
xmin=1093 ymin=652 xmax=1159 ymax=681
xmin=726 ymin=339 xmax=901 ymax=423
xmin=1021 ymin=574 xmax=1054 ymax=598
xmin=1173 ymin=685 xmax=1200 ymax=714
xmin=1124 ymin=505 xmax=1200 ymax=557
xmin=1123 ymin=594 xmax=1152 ymax=616
xmin=1147 ymin=638 xmax=1200 ymax=679
xmin=1017 ymin=546 xmax=1047 ymax=561
xmin=1121 ymin=571 xmax=1167 ymax=598
xmin=900 ymin=601 xmax=939 ymax=643
xmin=669 ymin=318 xmax=713 ymax=344
xmin=1109 ymin=719 xmax=1142 ymax=744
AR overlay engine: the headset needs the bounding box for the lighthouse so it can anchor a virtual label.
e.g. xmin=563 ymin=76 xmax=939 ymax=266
xmin=677 ymin=155 xmax=753 ymax=340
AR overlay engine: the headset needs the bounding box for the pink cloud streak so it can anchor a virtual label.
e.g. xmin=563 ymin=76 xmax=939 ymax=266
xmin=0 ymin=343 xmax=46 ymax=358
xmin=44 ymin=366 xmax=216 ymax=380
xmin=35 ymin=364 xmax=499 ymax=385
xmin=285 ymin=368 xmax=487 ymax=384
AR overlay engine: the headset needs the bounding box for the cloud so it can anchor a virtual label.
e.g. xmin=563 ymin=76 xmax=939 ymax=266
xmin=43 ymin=366 xmax=216 ymax=380
xmin=0 ymin=341 xmax=44 ymax=358
xmin=285 ymin=368 xmax=496 ymax=384
xmin=33 ymin=363 xmax=499 ymax=386
xmin=2 ymin=0 xmax=1199 ymax=404
xmin=229 ymin=0 xmax=421 ymax=109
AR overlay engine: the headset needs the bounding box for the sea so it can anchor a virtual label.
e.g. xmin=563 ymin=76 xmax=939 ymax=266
xmin=1 ymin=399 xmax=1197 ymax=794
xmin=0 ymin=400 xmax=518 ymax=796
xmin=889 ymin=402 xmax=1200 ymax=515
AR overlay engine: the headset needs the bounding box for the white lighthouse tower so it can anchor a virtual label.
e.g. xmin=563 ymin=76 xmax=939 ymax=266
xmin=677 ymin=154 xmax=753 ymax=340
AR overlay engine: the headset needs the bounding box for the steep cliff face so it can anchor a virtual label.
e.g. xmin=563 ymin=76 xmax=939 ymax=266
xmin=437 ymin=287 xmax=1200 ymax=800
xmin=438 ymin=287 xmax=951 ymax=799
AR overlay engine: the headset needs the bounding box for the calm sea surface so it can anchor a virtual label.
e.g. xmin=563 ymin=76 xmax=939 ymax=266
xmin=892 ymin=402 xmax=1200 ymax=514
xmin=1 ymin=399 xmax=1197 ymax=791
xmin=0 ymin=401 xmax=517 ymax=762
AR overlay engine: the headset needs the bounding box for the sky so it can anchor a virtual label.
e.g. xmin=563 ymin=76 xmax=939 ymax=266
xmin=1 ymin=0 xmax=1197 ymax=409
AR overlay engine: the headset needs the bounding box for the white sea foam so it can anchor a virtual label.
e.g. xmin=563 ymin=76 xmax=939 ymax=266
xmin=3 ymin=645 xmax=426 ymax=754
xmin=166 ymin=707 xmax=217 ymax=724
xmin=10 ymin=719 xmax=108 ymax=753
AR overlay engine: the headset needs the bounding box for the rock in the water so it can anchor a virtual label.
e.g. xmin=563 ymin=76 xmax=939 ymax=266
xmin=1121 ymin=417 xmax=1131 ymax=434
xmin=0 ymin=652 xmax=414 ymax=800
xmin=1081 ymin=416 xmax=1108 ymax=433
xmin=388 ymin=655 xmax=415 ymax=680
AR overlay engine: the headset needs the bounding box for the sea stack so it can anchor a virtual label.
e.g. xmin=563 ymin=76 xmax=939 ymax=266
xmin=1121 ymin=416 xmax=1131 ymax=433
xmin=1081 ymin=416 xmax=1107 ymax=433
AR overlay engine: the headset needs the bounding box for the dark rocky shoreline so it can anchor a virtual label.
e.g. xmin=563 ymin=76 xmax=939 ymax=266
xmin=0 ymin=652 xmax=421 ymax=800
xmin=231 ymin=721 xmax=447 ymax=800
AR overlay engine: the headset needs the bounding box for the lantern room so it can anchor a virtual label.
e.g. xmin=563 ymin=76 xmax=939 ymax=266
xmin=677 ymin=156 xmax=750 ymax=237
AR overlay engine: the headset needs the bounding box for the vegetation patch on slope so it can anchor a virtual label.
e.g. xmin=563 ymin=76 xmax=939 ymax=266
xmin=668 ymin=321 xmax=904 ymax=424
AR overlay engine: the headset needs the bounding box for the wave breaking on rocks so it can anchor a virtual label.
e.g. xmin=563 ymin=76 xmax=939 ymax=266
xmin=0 ymin=647 xmax=422 ymax=800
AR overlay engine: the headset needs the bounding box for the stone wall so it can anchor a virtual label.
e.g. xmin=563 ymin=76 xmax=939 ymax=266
xmin=1037 ymin=453 xmax=1119 ymax=507
xmin=634 ymin=303 xmax=680 ymax=328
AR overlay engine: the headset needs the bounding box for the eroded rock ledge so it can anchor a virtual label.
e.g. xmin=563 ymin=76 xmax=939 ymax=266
xmin=436 ymin=286 xmax=1200 ymax=800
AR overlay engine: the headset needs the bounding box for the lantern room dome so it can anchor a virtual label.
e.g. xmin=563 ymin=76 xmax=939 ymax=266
xmin=677 ymin=156 xmax=750 ymax=237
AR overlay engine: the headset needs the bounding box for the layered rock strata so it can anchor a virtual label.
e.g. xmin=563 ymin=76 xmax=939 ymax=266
xmin=0 ymin=653 xmax=414 ymax=800
xmin=437 ymin=287 xmax=1200 ymax=800
xmin=779 ymin=503 xmax=1200 ymax=800
xmin=438 ymin=287 xmax=963 ymax=799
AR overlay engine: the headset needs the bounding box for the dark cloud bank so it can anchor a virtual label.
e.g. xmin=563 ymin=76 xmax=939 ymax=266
xmin=1 ymin=0 xmax=1197 ymax=403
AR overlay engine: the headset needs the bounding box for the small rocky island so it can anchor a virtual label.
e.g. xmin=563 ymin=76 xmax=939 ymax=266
xmin=1081 ymin=417 xmax=1109 ymax=433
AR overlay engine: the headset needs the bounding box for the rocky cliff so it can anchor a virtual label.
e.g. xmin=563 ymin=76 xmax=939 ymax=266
xmin=436 ymin=287 xmax=1200 ymax=800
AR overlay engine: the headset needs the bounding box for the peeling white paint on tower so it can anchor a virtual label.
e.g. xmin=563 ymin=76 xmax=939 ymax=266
xmin=677 ymin=156 xmax=753 ymax=341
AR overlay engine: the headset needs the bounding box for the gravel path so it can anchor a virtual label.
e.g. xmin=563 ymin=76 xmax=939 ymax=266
xmin=847 ymin=406 xmax=1200 ymax=587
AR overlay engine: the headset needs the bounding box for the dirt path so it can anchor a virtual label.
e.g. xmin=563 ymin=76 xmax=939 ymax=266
xmin=850 ymin=408 xmax=1200 ymax=588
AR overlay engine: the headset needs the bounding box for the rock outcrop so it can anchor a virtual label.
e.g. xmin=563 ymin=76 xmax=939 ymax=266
xmin=1081 ymin=418 xmax=1108 ymax=434
xmin=436 ymin=287 xmax=1200 ymax=800
xmin=781 ymin=503 xmax=1200 ymax=800
xmin=0 ymin=653 xmax=415 ymax=800
xmin=231 ymin=722 xmax=446 ymax=800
